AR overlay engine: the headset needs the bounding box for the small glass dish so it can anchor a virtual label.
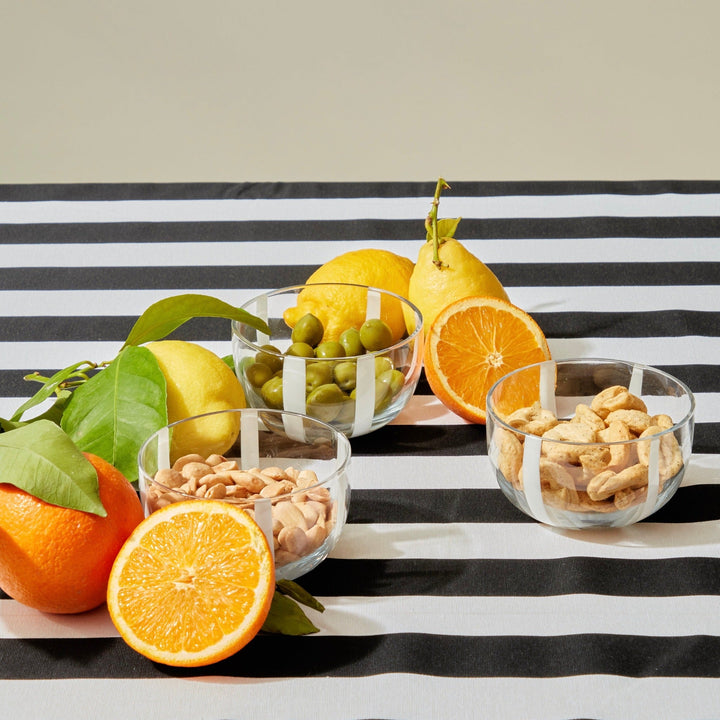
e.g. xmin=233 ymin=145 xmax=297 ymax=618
xmin=137 ymin=408 xmax=351 ymax=580
xmin=486 ymin=358 xmax=695 ymax=529
xmin=231 ymin=283 xmax=424 ymax=437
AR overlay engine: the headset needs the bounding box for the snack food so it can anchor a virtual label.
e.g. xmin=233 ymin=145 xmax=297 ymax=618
xmin=498 ymin=385 xmax=684 ymax=513
xmin=145 ymin=453 xmax=336 ymax=568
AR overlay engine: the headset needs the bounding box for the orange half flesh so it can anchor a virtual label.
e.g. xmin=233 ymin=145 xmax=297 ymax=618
xmin=424 ymin=295 xmax=552 ymax=423
xmin=107 ymin=500 xmax=274 ymax=667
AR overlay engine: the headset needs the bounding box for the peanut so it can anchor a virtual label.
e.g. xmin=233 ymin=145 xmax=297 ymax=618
xmin=147 ymin=453 xmax=336 ymax=568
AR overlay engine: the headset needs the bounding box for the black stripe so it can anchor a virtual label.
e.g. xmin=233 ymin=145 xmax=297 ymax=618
xmin=2 ymin=555 xmax=719 ymax=602
xmin=2 ymin=261 xmax=718 ymax=291
xmin=346 ymin=485 xmax=720 ymax=525
xmin=350 ymin=423 xmax=720 ymax=458
xmin=1 ymin=310 xmax=718 ymax=345
xmin=1 ymin=216 xmax=719 ymax=245
xmin=1 ymin=633 xmax=719 ymax=679
xmin=535 ymin=310 xmax=720 ymax=338
xmin=2 ymin=180 xmax=720 ymax=201
xmin=302 ymin=556 xmax=720 ymax=597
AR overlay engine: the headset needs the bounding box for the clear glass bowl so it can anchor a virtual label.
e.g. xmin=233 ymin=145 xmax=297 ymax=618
xmin=486 ymin=358 xmax=695 ymax=529
xmin=137 ymin=408 xmax=351 ymax=580
xmin=231 ymin=283 xmax=423 ymax=437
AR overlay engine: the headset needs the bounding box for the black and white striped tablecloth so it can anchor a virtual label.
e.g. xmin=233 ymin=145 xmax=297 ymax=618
xmin=1 ymin=181 xmax=719 ymax=719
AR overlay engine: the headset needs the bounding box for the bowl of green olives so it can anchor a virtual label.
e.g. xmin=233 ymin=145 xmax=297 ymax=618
xmin=231 ymin=283 xmax=424 ymax=437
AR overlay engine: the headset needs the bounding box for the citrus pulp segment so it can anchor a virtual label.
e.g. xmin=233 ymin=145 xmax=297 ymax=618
xmin=424 ymin=296 xmax=551 ymax=423
xmin=107 ymin=500 xmax=274 ymax=667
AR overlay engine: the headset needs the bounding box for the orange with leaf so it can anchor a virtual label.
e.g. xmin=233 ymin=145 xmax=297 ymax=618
xmin=0 ymin=451 xmax=144 ymax=614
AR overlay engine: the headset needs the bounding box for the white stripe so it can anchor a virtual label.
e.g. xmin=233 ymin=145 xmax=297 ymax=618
xmin=331 ymin=520 xmax=720 ymax=560
xmin=547 ymin=336 xmax=720 ymax=366
xmin=1 ymin=285 xmax=717 ymax=316
xmin=1 ymin=336 xmax=718 ymax=372
xmin=2 ymin=676 xmax=717 ymax=720
xmin=309 ymin=594 xmax=720 ymax=637
xmin=1 ymin=193 xmax=719 ymax=223
xmin=2 ymin=594 xmax=718 ymax=640
xmin=2 ymin=236 xmax=719 ymax=267
xmin=346 ymin=453 xmax=719 ymax=490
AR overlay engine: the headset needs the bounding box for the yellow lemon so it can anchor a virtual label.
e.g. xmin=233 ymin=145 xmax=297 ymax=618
xmin=146 ymin=341 xmax=245 ymax=462
xmin=283 ymin=249 xmax=414 ymax=343
xmin=406 ymin=238 xmax=509 ymax=335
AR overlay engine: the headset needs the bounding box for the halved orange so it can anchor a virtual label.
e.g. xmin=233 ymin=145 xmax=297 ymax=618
xmin=423 ymin=295 xmax=552 ymax=423
xmin=107 ymin=500 xmax=274 ymax=667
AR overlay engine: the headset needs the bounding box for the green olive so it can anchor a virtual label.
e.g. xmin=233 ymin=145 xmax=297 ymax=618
xmin=333 ymin=360 xmax=357 ymax=392
xmin=375 ymin=369 xmax=405 ymax=412
xmin=255 ymin=344 xmax=283 ymax=374
xmin=245 ymin=361 xmax=274 ymax=388
xmin=315 ymin=341 xmax=346 ymax=359
xmin=305 ymin=362 xmax=333 ymax=393
xmin=260 ymin=375 xmax=284 ymax=409
xmin=339 ymin=327 xmax=364 ymax=357
xmin=306 ymin=383 xmax=346 ymax=422
xmin=359 ymin=318 xmax=393 ymax=352
xmin=307 ymin=383 xmax=346 ymax=405
xmin=286 ymin=341 xmax=315 ymax=358
xmin=374 ymin=355 xmax=394 ymax=376
xmin=291 ymin=313 xmax=324 ymax=347
xmin=334 ymin=396 xmax=356 ymax=424
xmin=378 ymin=368 xmax=405 ymax=396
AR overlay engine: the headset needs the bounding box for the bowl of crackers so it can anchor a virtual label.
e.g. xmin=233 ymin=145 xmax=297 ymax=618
xmin=486 ymin=358 xmax=695 ymax=529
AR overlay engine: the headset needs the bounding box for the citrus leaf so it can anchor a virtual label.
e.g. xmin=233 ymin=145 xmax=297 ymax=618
xmin=0 ymin=420 xmax=105 ymax=515
xmin=261 ymin=590 xmax=320 ymax=635
xmin=61 ymin=346 xmax=168 ymax=483
xmin=10 ymin=361 xmax=96 ymax=423
xmin=277 ymin=579 xmax=325 ymax=612
xmin=122 ymin=293 xmax=270 ymax=348
xmin=426 ymin=217 xmax=461 ymax=242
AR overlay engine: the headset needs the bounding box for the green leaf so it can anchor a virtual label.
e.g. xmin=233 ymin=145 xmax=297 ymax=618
xmin=277 ymin=579 xmax=325 ymax=612
xmin=261 ymin=590 xmax=321 ymax=635
xmin=221 ymin=354 xmax=236 ymax=372
xmin=61 ymin=346 xmax=168 ymax=483
xmin=122 ymin=293 xmax=270 ymax=348
xmin=0 ymin=421 xmax=105 ymax=515
xmin=10 ymin=361 xmax=96 ymax=423
xmin=426 ymin=217 xmax=461 ymax=242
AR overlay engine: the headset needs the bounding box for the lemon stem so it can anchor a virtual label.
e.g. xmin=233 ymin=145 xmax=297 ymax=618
xmin=425 ymin=178 xmax=450 ymax=267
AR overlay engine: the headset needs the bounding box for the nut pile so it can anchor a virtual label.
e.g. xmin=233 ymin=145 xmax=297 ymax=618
xmin=145 ymin=453 xmax=336 ymax=567
xmin=495 ymin=385 xmax=684 ymax=513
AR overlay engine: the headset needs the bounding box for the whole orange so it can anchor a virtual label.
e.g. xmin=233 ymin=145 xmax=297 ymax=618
xmin=0 ymin=452 xmax=144 ymax=614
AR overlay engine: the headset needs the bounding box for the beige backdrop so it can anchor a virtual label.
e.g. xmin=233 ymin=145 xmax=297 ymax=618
xmin=2 ymin=0 xmax=718 ymax=182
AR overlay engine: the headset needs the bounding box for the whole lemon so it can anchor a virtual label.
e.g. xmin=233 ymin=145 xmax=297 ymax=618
xmin=0 ymin=453 xmax=144 ymax=614
xmin=147 ymin=340 xmax=245 ymax=461
xmin=406 ymin=238 xmax=509 ymax=335
xmin=283 ymin=249 xmax=415 ymax=344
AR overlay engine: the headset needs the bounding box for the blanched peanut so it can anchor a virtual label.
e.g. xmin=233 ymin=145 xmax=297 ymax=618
xmin=148 ymin=454 xmax=336 ymax=567
xmin=153 ymin=467 xmax=184 ymax=489
xmin=180 ymin=462 xmax=215 ymax=483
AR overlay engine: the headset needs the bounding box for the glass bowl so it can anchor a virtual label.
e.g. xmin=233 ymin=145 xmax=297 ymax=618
xmin=486 ymin=358 xmax=695 ymax=529
xmin=137 ymin=408 xmax=351 ymax=580
xmin=231 ymin=283 xmax=423 ymax=437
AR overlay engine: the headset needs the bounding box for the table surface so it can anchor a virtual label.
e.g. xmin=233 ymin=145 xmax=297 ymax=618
xmin=1 ymin=181 xmax=719 ymax=720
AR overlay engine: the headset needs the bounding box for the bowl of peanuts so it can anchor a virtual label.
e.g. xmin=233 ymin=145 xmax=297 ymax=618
xmin=486 ymin=358 xmax=695 ymax=529
xmin=231 ymin=284 xmax=424 ymax=438
xmin=138 ymin=408 xmax=351 ymax=580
